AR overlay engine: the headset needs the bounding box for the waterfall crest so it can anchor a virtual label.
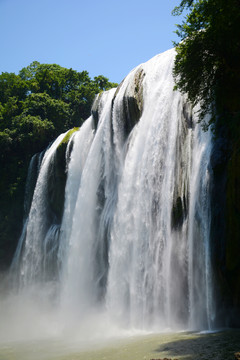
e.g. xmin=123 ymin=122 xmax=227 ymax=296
xmin=10 ymin=48 xmax=215 ymax=333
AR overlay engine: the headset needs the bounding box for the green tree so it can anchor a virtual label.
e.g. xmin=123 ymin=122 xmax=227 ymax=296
xmin=172 ymin=0 xmax=240 ymax=134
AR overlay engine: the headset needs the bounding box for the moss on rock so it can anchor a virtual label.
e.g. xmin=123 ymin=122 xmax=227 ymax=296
xmin=58 ymin=127 xmax=79 ymax=148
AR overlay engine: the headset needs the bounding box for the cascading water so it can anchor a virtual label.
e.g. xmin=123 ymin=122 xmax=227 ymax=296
xmin=10 ymin=150 xmax=45 ymax=285
xmin=11 ymin=132 xmax=67 ymax=288
xmin=106 ymin=51 xmax=214 ymax=331
xmin=9 ymin=48 xmax=215 ymax=337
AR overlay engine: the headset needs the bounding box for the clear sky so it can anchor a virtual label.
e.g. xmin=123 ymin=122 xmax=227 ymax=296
xmin=0 ymin=0 xmax=184 ymax=84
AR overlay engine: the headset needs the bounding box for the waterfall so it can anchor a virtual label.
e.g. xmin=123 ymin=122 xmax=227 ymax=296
xmin=10 ymin=150 xmax=46 ymax=286
xmin=10 ymin=48 xmax=215 ymax=333
xmin=12 ymin=133 xmax=68 ymax=288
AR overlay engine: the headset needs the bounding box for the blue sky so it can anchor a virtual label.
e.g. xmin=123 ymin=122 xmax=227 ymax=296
xmin=0 ymin=0 xmax=185 ymax=84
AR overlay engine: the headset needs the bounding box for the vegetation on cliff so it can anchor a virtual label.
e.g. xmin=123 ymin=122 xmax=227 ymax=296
xmin=0 ymin=62 xmax=117 ymax=269
xmin=172 ymin=0 xmax=240 ymax=133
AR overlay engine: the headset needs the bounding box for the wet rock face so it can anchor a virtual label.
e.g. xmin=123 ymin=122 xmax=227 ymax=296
xmin=47 ymin=143 xmax=67 ymax=224
xmin=171 ymin=99 xmax=192 ymax=231
xmin=91 ymin=92 xmax=103 ymax=130
xmin=91 ymin=68 xmax=145 ymax=137
xmin=172 ymin=196 xmax=187 ymax=229
xmin=225 ymin=142 xmax=240 ymax=319
xmin=210 ymin=128 xmax=240 ymax=327
xmin=122 ymin=67 xmax=145 ymax=135
xmin=47 ymin=128 xmax=78 ymax=225
xmin=226 ymin=144 xmax=240 ymax=271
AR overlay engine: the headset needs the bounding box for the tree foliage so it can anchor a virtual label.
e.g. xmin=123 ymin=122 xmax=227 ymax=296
xmin=0 ymin=62 xmax=117 ymax=268
xmin=0 ymin=62 xmax=117 ymax=160
xmin=172 ymin=0 xmax=240 ymax=132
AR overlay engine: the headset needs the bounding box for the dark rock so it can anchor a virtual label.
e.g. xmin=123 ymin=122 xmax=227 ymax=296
xmin=122 ymin=67 xmax=145 ymax=135
xmin=210 ymin=121 xmax=240 ymax=327
xmin=47 ymin=128 xmax=79 ymax=224
xmin=172 ymin=196 xmax=185 ymax=229
xmin=111 ymin=67 xmax=145 ymax=139
xmin=91 ymin=92 xmax=104 ymax=130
